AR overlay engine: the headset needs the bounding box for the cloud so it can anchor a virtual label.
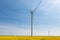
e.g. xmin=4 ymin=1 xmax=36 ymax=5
xmin=0 ymin=24 xmax=60 ymax=36
xmin=0 ymin=24 xmax=31 ymax=36
xmin=31 ymin=24 xmax=60 ymax=36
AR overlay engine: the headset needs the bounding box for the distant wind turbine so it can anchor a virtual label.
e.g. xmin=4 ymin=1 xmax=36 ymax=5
xmin=48 ymin=31 xmax=50 ymax=36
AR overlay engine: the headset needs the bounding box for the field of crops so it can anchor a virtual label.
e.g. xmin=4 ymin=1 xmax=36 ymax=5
xmin=0 ymin=36 xmax=60 ymax=40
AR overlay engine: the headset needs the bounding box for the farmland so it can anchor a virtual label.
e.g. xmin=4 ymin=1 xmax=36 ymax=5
xmin=0 ymin=36 xmax=60 ymax=40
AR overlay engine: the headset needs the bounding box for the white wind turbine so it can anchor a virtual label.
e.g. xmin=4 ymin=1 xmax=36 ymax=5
xmin=30 ymin=1 xmax=42 ymax=36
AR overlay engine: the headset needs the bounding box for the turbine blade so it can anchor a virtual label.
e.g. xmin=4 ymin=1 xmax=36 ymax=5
xmin=33 ymin=1 xmax=42 ymax=13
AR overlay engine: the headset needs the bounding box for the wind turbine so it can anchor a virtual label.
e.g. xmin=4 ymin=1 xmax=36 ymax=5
xmin=30 ymin=1 xmax=41 ymax=36
xmin=48 ymin=31 xmax=50 ymax=36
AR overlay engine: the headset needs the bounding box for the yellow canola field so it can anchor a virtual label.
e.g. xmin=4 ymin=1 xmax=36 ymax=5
xmin=0 ymin=36 xmax=60 ymax=40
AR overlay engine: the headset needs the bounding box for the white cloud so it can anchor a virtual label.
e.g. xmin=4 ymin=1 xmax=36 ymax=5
xmin=0 ymin=24 xmax=31 ymax=36
xmin=50 ymin=0 xmax=60 ymax=5
xmin=33 ymin=25 xmax=60 ymax=36
xmin=0 ymin=24 xmax=60 ymax=36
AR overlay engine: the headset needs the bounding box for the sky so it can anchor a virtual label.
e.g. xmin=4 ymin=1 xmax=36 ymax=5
xmin=0 ymin=0 xmax=60 ymax=36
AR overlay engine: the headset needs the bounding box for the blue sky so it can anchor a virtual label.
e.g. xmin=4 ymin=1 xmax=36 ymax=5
xmin=0 ymin=0 xmax=60 ymax=36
